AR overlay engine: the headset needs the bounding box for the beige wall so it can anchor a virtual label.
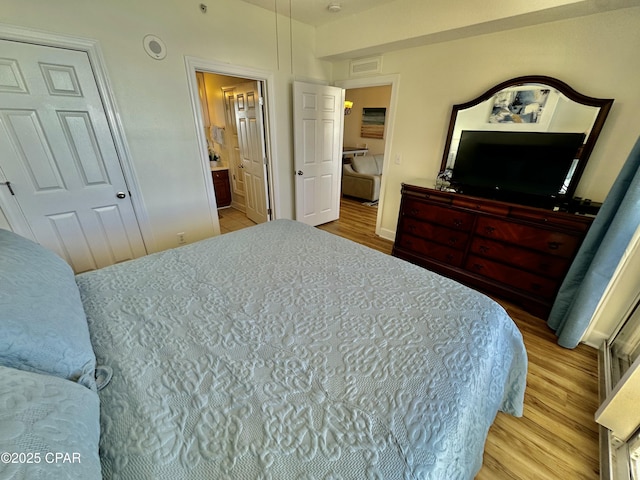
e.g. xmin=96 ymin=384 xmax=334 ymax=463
xmin=343 ymin=86 xmax=392 ymax=156
xmin=201 ymin=72 xmax=243 ymax=163
xmin=1 ymin=0 xmax=331 ymax=251
xmin=332 ymin=7 xmax=640 ymax=239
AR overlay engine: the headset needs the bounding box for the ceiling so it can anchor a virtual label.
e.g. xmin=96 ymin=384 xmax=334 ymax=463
xmin=238 ymin=0 xmax=398 ymax=27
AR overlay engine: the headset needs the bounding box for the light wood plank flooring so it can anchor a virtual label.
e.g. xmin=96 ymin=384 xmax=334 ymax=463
xmin=219 ymin=196 xmax=600 ymax=479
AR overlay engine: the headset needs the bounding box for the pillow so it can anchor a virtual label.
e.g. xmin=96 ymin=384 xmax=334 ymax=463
xmin=351 ymin=155 xmax=380 ymax=175
xmin=0 ymin=366 xmax=102 ymax=479
xmin=0 ymin=229 xmax=96 ymax=390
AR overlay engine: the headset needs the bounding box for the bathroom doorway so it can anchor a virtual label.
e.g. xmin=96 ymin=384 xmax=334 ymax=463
xmin=186 ymin=58 xmax=275 ymax=235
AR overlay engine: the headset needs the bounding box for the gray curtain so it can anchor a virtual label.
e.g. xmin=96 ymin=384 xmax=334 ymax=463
xmin=548 ymin=136 xmax=640 ymax=348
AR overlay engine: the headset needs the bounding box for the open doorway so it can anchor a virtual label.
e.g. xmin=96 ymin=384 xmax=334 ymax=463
xmin=340 ymin=84 xmax=392 ymax=233
xmin=186 ymin=58 xmax=274 ymax=236
xmin=337 ymin=75 xmax=399 ymax=241
xmin=342 ymin=85 xmax=392 ymax=202
xmin=195 ymin=71 xmax=271 ymax=231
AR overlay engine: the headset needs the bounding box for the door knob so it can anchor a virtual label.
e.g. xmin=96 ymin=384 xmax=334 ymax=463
xmin=296 ymin=170 xmax=304 ymax=175
xmin=116 ymin=192 xmax=127 ymax=199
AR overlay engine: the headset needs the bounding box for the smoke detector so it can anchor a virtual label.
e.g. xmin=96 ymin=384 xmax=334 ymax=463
xmin=327 ymin=2 xmax=341 ymax=13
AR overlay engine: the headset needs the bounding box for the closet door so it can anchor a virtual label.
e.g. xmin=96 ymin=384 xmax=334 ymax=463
xmin=0 ymin=39 xmax=146 ymax=272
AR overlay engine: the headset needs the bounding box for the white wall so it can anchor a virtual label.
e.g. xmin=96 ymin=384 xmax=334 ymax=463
xmin=3 ymin=2 xmax=639 ymax=254
xmin=2 ymin=0 xmax=331 ymax=252
xmin=316 ymin=0 xmax=638 ymax=59
xmin=332 ymin=7 xmax=640 ymax=239
xmin=583 ymin=224 xmax=640 ymax=346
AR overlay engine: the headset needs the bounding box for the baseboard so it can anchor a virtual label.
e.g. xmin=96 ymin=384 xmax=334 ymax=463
xmin=378 ymin=227 xmax=395 ymax=242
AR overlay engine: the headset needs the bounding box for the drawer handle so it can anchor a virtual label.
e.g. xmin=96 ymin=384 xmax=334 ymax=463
xmin=445 ymin=254 xmax=454 ymax=262
xmin=448 ymin=237 xmax=458 ymax=245
xmin=478 ymin=245 xmax=489 ymax=254
xmin=472 ymin=263 xmax=484 ymax=271
xmin=409 ymin=208 xmax=418 ymax=216
xmin=483 ymin=226 xmax=496 ymax=235
xmin=408 ymin=224 xmax=416 ymax=232
xmin=547 ymin=241 xmax=561 ymax=250
xmin=452 ymin=219 xmax=463 ymax=228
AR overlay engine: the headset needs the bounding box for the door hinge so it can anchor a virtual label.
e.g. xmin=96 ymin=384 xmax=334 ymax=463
xmin=267 ymin=208 xmax=272 ymax=216
xmin=2 ymin=181 xmax=15 ymax=195
xmin=259 ymin=97 xmax=264 ymax=106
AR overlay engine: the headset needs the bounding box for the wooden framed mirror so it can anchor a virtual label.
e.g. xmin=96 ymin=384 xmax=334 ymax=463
xmin=440 ymin=75 xmax=613 ymax=207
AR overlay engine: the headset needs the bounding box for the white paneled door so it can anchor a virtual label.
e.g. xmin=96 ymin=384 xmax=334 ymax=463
xmin=234 ymin=81 xmax=269 ymax=224
xmin=0 ymin=39 xmax=146 ymax=272
xmin=222 ymin=87 xmax=245 ymax=205
xmin=293 ymin=81 xmax=345 ymax=226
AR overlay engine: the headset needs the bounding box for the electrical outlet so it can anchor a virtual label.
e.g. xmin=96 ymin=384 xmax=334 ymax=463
xmin=177 ymin=232 xmax=186 ymax=245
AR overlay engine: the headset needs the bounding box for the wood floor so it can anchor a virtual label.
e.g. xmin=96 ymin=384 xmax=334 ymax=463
xmin=219 ymin=196 xmax=600 ymax=479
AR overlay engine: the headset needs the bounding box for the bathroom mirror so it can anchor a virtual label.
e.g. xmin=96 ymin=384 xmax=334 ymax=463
xmin=440 ymin=75 xmax=613 ymax=203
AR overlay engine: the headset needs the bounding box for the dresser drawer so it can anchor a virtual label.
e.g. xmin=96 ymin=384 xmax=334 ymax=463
xmin=402 ymin=198 xmax=474 ymax=232
xmin=474 ymin=217 xmax=581 ymax=257
xmin=400 ymin=217 xmax=469 ymax=250
xmin=212 ymin=170 xmax=227 ymax=181
xmin=470 ymin=237 xmax=570 ymax=278
xmin=396 ymin=234 xmax=464 ymax=267
xmin=465 ymin=254 xmax=560 ymax=299
xmin=510 ymin=207 xmax=592 ymax=232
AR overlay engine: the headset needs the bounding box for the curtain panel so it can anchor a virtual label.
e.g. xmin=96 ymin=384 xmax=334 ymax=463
xmin=548 ymin=136 xmax=640 ymax=348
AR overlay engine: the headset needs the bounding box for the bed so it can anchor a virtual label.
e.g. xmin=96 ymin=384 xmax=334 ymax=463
xmin=0 ymin=219 xmax=527 ymax=479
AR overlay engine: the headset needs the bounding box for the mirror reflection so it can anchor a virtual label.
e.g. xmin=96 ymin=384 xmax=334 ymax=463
xmin=439 ymin=76 xmax=613 ymax=209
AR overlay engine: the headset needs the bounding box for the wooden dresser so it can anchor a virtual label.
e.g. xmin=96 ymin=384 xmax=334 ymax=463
xmin=392 ymin=182 xmax=594 ymax=318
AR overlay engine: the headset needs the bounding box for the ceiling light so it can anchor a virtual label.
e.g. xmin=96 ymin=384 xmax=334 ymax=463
xmin=327 ymin=2 xmax=341 ymax=13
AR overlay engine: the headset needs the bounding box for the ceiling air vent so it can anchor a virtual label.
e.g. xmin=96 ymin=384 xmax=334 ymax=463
xmin=349 ymin=56 xmax=382 ymax=76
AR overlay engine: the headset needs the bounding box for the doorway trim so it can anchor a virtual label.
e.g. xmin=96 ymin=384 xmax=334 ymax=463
xmin=184 ymin=57 xmax=277 ymax=231
xmin=0 ymin=22 xmax=153 ymax=250
xmin=335 ymin=74 xmax=400 ymax=241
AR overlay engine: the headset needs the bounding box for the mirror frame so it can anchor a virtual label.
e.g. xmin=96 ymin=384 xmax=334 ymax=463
xmin=440 ymin=75 xmax=614 ymax=202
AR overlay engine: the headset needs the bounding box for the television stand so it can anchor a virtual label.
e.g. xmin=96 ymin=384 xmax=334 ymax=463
xmin=392 ymin=182 xmax=594 ymax=319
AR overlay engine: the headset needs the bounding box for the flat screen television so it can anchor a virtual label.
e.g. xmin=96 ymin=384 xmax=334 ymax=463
xmin=451 ymin=130 xmax=586 ymax=208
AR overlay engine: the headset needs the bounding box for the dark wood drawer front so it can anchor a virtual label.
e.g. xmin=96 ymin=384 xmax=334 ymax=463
xmin=402 ymin=198 xmax=474 ymax=232
xmin=470 ymin=238 xmax=570 ymax=278
xmin=397 ymin=234 xmax=464 ymax=267
xmin=510 ymin=207 xmax=592 ymax=232
xmin=475 ymin=217 xmax=580 ymax=257
xmin=395 ymin=185 xmax=594 ymax=317
xmin=401 ymin=218 xmax=469 ymax=250
xmin=465 ymin=255 xmax=559 ymax=298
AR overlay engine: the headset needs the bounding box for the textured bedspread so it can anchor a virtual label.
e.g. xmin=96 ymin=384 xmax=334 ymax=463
xmin=77 ymin=219 xmax=527 ymax=479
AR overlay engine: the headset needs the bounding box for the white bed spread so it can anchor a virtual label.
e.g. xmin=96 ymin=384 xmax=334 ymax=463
xmin=76 ymin=219 xmax=527 ymax=479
